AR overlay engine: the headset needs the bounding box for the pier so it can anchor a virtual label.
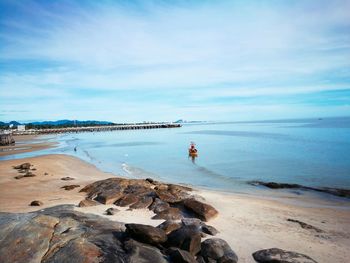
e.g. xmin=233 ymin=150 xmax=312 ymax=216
xmin=13 ymin=123 xmax=181 ymax=135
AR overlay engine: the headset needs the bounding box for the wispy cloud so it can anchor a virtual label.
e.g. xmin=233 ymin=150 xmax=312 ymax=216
xmin=0 ymin=0 xmax=349 ymax=122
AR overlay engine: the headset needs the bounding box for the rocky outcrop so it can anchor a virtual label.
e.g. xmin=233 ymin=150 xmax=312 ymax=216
xmin=78 ymin=198 xmax=100 ymax=207
xmin=249 ymin=181 xmax=350 ymax=198
xmin=0 ymin=205 xmax=235 ymax=263
xmin=252 ymin=248 xmax=318 ymax=263
xmin=13 ymin=162 xmax=37 ymax=179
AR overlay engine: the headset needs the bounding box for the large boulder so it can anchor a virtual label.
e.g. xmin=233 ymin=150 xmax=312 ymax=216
xmin=115 ymin=193 xmax=139 ymax=207
xmin=124 ymin=239 xmax=169 ymax=263
xmin=125 ymin=223 xmax=167 ymax=245
xmin=157 ymin=220 xmax=182 ymax=235
xmin=252 ymin=248 xmax=318 ymax=263
xmin=168 ymin=247 xmax=197 ymax=263
xmin=149 ymin=198 xmax=170 ymax=213
xmin=95 ymin=188 xmax=124 ymax=204
xmin=129 ymin=196 xmax=153 ymax=209
xmin=166 ymin=226 xmax=202 ymax=255
xmin=153 ymin=207 xmax=183 ymax=220
xmin=183 ymin=198 xmax=218 ymax=221
xmin=200 ymin=238 xmax=238 ymax=263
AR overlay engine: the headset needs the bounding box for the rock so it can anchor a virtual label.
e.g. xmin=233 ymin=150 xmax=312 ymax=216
xmin=166 ymin=226 xmax=202 ymax=255
xmin=252 ymin=248 xmax=318 ymax=263
xmin=183 ymin=198 xmax=218 ymax=222
xmin=78 ymin=198 xmax=100 ymax=207
xmin=44 ymin=172 xmax=49 ymax=175
xmin=125 ymin=223 xmax=167 ymax=245
xmin=156 ymin=189 xmax=183 ymax=203
xmin=182 ymin=218 xmax=202 ymax=228
xmin=30 ymin=200 xmax=43 ymax=206
xmin=157 ymin=220 xmax=182 ymax=235
xmin=168 ymin=248 xmax=197 ymax=263
xmin=146 ymin=178 xmax=154 ymax=183
xmin=124 ymin=239 xmax=169 ymax=263
xmin=106 ymin=207 xmax=119 ymax=215
xmin=95 ymin=188 xmax=124 ymax=204
xmin=201 ymin=224 xmax=219 ymax=236
xmin=149 ymin=198 xmax=171 ymax=213
xmin=129 ymin=196 xmax=154 ymax=209
xmin=61 ymin=177 xmax=75 ymax=181
xmin=249 ymin=181 xmax=350 ymax=199
xmin=31 ymin=168 xmax=37 ymax=171
xmin=0 ymin=214 xmax=59 ymax=263
xmin=153 ymin=207 xmax=183 ymax=220
xmin=287 ymin=219 xmax=323 ymax=233
xmin=61 ymin=185 xmax=80 ymax=191
xmin=201 ymin=238 xmax=238 ymax=263
xmin=13 ymin=162 xmax=31 ymax=170
xmin=14 ymin=175 xmax=25 ymax=179
xmin=24 ymin=172 xmax=36 ymax=177
xmin=0 ymin=205 xmax=128 ymax=263
xmin=115 ymin=193 xmax=139 ymax=207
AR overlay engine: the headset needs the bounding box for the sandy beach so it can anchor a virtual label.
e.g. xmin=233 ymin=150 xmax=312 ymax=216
xmin=0 ymin=135 xmax=56 ymax=157
xmin=0 ymin=151 xmax=349 ymax=262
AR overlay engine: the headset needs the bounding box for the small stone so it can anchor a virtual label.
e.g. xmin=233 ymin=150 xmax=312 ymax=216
xmin=30 ymin=200 xmax=43 ymax=206
xmin=61 ymin=177 xmax=75 ymax=181
xmin=106 ymin=207 xmax=119 ymax=215
xmin=14 ymin=163 xmax=31 ymax=170
xmin=61 ymin=185 xmax=80 ymax=191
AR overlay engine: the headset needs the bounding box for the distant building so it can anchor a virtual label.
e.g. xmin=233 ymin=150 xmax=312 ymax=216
xmin=17 ymin=125 xmax=26 ymax=131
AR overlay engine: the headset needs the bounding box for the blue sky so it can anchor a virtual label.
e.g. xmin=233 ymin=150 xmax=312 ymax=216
xmin=0 ymin=0 xmax=349 ymax=122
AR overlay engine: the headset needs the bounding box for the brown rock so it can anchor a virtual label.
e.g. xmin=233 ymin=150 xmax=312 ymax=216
xmin=252 ymin=248 xmax=317 ymax=263
xmin=125 ymin=223 xmax=167 ymax=245
xmin=149 ymin=198 xmax=170 ymax=213
xmin=61 ymin=177 xmax=75 ymax=181
xmin=183 ymin=198 xmax=218 ymax=221
xmin=115 ymin=193 xmax=139 ymax=207
xmin=78 ymin=199 xmax=100 ymax=207
xmin=13 ymin=162 xmax=31 ymax=170
xmin=106 ymin=207 xmax=119 ymax=215
xmin=167 ymin=226 xmax=202 ymax=256
xmin=153 ymin=207 xmax=183 ymax=220
xmin=129 ymin=196 xmax=153 ymax=209
xmin=201 ymin=238 xmax=238 ymax=263
xmin=168 ymin=248 xmax=197 ymax=263
xmin=30 ymin=200 xmax=43 ymax=206
xmin=201 ymin=224 xmax=219 ymax=236
xmin=157 ymin=220 xmax=182 ymax=235
xmin=61 ymin=185 xmax=80 ymax=191
xmin=95 ymin=189 xmax=124 ymax=204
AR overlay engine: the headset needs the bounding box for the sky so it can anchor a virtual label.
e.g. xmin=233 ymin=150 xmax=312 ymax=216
xmin=0 ymin=0 xmax=349 ymax=123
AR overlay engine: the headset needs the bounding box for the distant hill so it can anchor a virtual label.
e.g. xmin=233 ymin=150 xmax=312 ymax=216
xmin=0 ymin=120 xmax=114 ymax=129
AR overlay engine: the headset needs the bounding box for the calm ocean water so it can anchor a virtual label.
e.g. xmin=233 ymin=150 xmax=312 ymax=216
xmin=2 ymin=117 xmax=350 ymax=195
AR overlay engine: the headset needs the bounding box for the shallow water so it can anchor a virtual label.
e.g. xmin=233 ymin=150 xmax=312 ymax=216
xmin=2 ymin=117 xmax=350 ymax=198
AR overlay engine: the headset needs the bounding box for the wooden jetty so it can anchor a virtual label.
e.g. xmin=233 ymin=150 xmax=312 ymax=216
xmin=13 ymin=123 xmax=181 ymax=135
xmin=0 ymin=133 xmax=15 ymax=146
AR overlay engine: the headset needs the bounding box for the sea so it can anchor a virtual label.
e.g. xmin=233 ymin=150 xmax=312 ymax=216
xmin=2 ymin=117 xmax=350 ymax=200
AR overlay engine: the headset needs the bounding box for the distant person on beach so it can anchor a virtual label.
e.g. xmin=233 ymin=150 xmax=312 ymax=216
xmin=74 ymin=146 xmax=77 ymax=152
xmin=188 ymin=142 xmax=198 ymax=160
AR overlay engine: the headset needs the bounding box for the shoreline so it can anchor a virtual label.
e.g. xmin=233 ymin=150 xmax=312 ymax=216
xmin=0 ymin=153 xmax=350 ymax=262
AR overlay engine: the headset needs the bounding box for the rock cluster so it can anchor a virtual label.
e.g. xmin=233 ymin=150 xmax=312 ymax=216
xmin=13 ymin=162 xmax=37 ymax=179
xmin=0 ymin=205 xmax=233 ymax=263
xmin=79 ymin=177 xmax=218 ymax=221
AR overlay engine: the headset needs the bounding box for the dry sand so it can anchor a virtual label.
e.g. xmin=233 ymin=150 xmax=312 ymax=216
xmin=0 ymin=154 xmax=349 ymax=262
